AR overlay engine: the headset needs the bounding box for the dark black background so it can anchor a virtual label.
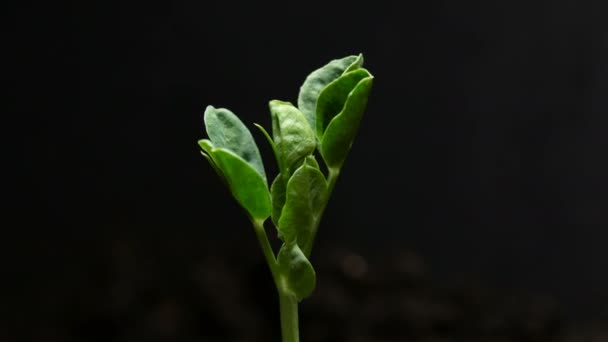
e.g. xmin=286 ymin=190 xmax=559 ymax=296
xmin=7 ymin=0 xmax=608 ymax=340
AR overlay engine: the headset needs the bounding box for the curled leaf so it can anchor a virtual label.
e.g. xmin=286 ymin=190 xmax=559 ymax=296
xmin=316 ymin=68 xmax=372 ymax=138
xmin=297 ymin=55 xmax=363 ymax=130
xmin=321 ymin=76 xmax=374 ymax=169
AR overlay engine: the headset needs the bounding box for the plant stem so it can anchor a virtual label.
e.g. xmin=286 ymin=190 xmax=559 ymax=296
xmin=253 ymin=220 xmax=300 ymax=342
xmin=252 ymin=219 xmax=278 ymax=277
xmin=326 ymin=167 xmax=340 ymax=195
xmin=254 ymin=167 xmax=341 ymax=342
xmin=278 ymin=289 xmax=299 ymax=342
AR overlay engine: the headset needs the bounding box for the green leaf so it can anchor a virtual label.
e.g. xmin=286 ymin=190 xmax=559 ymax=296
xmin=270 ymin=174 xmax=287 ymax=228
xmin=269 ymin=100 xmax=316 ymax=177
xmin=204 ymin=106 xmax=267 ymax=183
xmin=321 ymin=76 xmax=374 ymax=169
xmin=271 ymin=158 xmax=321 ymax=239
xmin=277 ymin=242 xmax=316 ymax=301
xmin=316 ymin=68 xmax=372 ymax=138
xmin=198 ymin=139 xmax=215 ymax=155
xmin=210 ymin=147 xmax=271 ymax=220
xmin=199 ymin=139 xmax=228 ymax=182
xmin=304 ymin=153 xmax=321 ymax=170
xmin=297 ymin=55 xmax=363 ymax=131
xmin=344 ymin=53 xmax=364 ymax=73
xmin=198 ymin=143 xmax=227 ymax=184
xmin=277 ymin=156 xmax=328 ymax=256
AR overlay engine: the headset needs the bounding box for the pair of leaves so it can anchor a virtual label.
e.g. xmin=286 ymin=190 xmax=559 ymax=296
xmin=298 ymin=54 xmax=374 ymax=168
xmin=199 ymin=106 xmax=271 ymax=221
xmin=199 ymin=105 xmax=319 ymax=301
xmin=297 ymin=54 xmax=364 ymax=130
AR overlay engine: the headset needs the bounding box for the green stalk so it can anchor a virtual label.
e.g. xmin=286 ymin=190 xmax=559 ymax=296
xmin=253 ymin=219 xmax=300 ymax=342
xmin=326 ymin=167 xmax=341 ymax=195
xmin=278 ymin=289 xmax=299 ymax=342
xmin=252 ymin=219 xmax=278 ymax=277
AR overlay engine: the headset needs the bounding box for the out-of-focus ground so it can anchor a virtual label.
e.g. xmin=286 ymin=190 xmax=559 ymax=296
xmin=7 ymin=237 xmax=606 ymax=342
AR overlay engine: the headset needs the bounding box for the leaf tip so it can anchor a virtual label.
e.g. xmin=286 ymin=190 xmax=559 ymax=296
xmin=203 ymin=105 xmax=216 ymax=117
xmin=198 ymin=139 xmax=214 ymax=153
xmin=269 ymin=99 xmax=293 ymax=109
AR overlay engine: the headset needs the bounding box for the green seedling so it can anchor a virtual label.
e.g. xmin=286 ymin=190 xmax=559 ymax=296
xmin=198 ymin=54 xmax=374 ymax=342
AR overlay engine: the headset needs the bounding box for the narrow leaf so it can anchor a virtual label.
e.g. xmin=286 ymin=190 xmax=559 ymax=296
xmin=297 ymin=55 xmax=362 ymax=131
xmin=321 ymin=76 xmax=374 ymax=169
xmin=277 ymin=242 xmax=316 ymax=301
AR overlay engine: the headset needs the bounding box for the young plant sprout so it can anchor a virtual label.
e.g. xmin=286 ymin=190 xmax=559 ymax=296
xmin=198 ymin=54 xmax=374 ymax=342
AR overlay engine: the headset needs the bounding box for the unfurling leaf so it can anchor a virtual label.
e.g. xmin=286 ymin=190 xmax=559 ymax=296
xmin=316 ymin=68 xmax=372 ymax=138
xmin=298 ymin=54 xmax=363 ymax=131
xmin=320 ymin=76 xmax=374 ymax=168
